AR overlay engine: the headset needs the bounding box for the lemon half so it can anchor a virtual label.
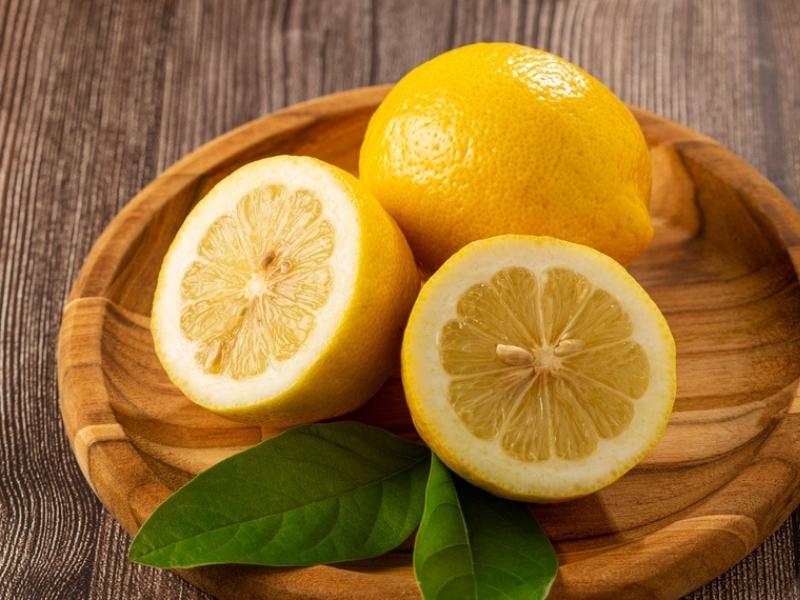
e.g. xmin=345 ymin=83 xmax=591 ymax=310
xmin=402 ymin=235 xmax=675 ymax=502
xmin=152 ymin=155 xmax=419 ymax=425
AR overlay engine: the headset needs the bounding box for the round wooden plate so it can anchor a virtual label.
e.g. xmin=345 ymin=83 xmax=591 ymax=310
xmin=58 ymin=86 xmax=800 ymax=600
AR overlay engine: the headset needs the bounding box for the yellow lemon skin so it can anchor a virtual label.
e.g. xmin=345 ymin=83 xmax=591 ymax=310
xmin=359 ymin=42 xmax=653 ymax=271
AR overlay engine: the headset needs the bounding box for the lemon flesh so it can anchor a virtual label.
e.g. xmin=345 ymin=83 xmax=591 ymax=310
xmin=152 ymin=155 xmax=419 ymax=425
xmin=181 ymin=185 xmax=334 ymax=379
xmin=402 ymin=236 xmax=675 ymax=502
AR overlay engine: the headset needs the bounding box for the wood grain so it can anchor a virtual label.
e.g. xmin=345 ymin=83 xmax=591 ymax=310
xmin=57 ymin=86 xmax=800 ymax=599
xmin=3 ymin=0 xmax=800 ymax=599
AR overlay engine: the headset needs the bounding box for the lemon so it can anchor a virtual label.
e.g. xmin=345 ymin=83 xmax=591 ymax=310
xmin=152 ymin=155 xmax=419 ymax=425
xmin=360 ymin=42 xmax=653 ymax=270
xmin=402 ymin=236 xmax=675 ymax=502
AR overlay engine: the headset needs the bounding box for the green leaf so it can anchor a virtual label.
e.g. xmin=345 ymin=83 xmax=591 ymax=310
xmin=129 ymin=422 xmax=430 ymax=568
xmin=414 ymin=455 xmax=558 ymax=600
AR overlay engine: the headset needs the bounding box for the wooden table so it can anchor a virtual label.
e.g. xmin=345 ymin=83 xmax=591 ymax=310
xmin=2 ymin=1 xmax=799 ymax=598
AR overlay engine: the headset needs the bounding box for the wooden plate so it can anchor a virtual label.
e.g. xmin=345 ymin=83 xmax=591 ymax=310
xmin=57 ymin=85 xmax=800 ymax=600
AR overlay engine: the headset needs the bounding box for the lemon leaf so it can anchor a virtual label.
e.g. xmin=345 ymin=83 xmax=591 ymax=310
xmin=129 ymin=422 xmax=430 ymax=567
xmin=414 ymin=455 xmax=557 ymax=600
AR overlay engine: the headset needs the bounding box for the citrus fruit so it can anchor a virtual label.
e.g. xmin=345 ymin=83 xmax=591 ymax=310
xmin=402 ymin=235 xmax=675 ymax=502
xmin=359 ymin=42 xmax=653 ymax=270
xmin=152 ymin=155 xmax=419 ymax=425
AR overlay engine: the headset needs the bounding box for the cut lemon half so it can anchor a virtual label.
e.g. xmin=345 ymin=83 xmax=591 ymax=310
xmin=152 ymin=155 xmax=419 ymax=425
xmin=402 ymin=235 xmax=676 ymax=502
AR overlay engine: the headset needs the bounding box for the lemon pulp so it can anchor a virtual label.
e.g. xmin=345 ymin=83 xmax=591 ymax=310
xmin=440 ymin=267 xmax=650 ymax=462
xmin=179 ymin=184 xmax=334 ymax=379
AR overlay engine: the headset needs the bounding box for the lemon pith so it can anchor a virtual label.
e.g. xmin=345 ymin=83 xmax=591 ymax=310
xmin=152 ymin=155 xmax=419 ymax=425
xmin=402 ymin=235 xmax=676 ymax=502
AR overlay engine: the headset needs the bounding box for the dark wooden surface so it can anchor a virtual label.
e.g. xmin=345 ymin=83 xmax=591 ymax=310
xmin=2 ymin=0 xmax=799 ymax=598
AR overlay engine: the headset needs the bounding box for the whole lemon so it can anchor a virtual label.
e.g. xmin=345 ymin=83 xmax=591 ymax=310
xmin=359 ymin=43 xmax=652 ymax=270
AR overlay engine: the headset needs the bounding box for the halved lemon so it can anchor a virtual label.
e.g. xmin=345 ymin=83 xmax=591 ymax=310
xmin=402 ymin=235 xmax=676 ymax=501
xmin=152 ymin=155 xmax=419 ymax=425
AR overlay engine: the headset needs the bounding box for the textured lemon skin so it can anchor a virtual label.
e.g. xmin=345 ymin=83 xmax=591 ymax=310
xmin=401 ymin=235 xmax=676 ymax=502
xmin=360 ymin=43 xmax=653 ymax=271
xmin=153 ymin=156 xmax=420 ymax=426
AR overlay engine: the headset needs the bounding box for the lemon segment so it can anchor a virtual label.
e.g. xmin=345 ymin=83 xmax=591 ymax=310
xmin=402 ymin=235 xmax=675 ymax=502
xmin=152 ymin=155 xmax=419 ymax=425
